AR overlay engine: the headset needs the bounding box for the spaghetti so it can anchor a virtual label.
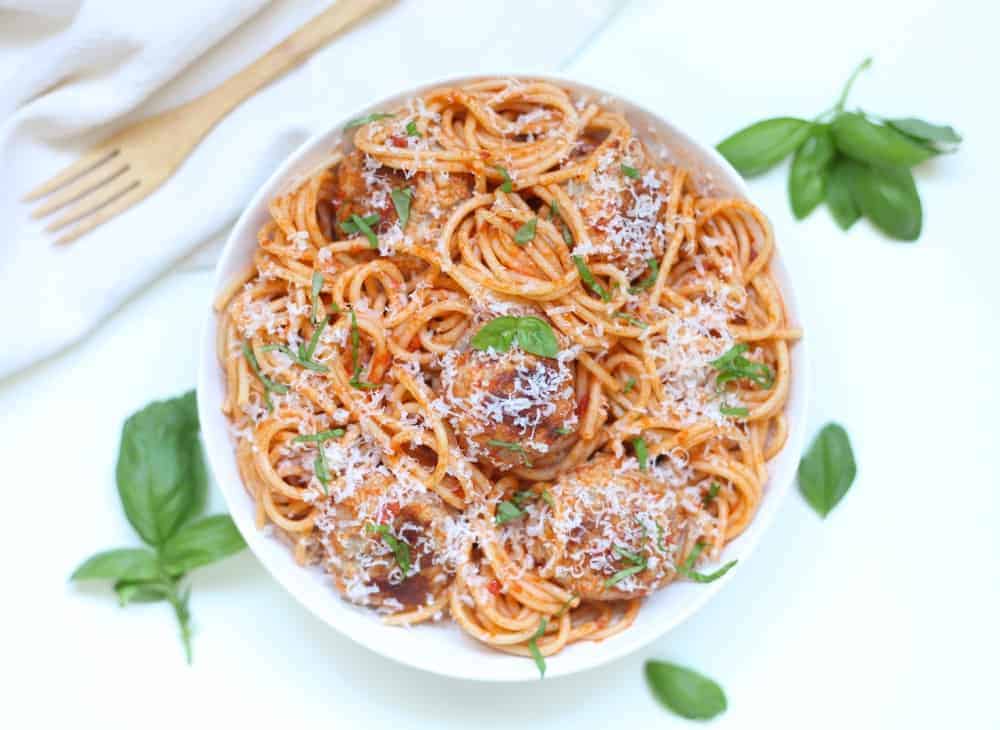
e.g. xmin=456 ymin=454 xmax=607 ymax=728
xmin=215 ymin=78 xmax=800 ymax=668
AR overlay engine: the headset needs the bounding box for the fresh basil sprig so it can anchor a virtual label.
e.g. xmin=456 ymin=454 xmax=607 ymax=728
xmin=678 ymin=542 xmax=737 ymax=583
xmin=470 ymin=315 xmax=559 ymax=359
xmin=514 ymin=217 xmax=537 ymax=244
xmin=716 ymin=57 xmax=960 ymax=241
xmin=528 ymin=617 xmax=548 ymax=678
xmin=365 ymin=523 xmax=412 ymax=576
xmin=349 ymin=310 xmax=378 ymax=390
xmin=645 ymin=660 xmax=728 ymax=720
xmin=390 ymin=187 xmax=414 ymax=228
xmin=340 ymin=213 xmax=379 ymax=248
xmin=70 ymin=391 xmax=246 ymax=663
xmin=798 ymin=422 xmax=857 ymax=517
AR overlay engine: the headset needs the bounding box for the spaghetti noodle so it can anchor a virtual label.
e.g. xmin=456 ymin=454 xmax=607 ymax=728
xmin=214 ymin=78 xmax=800 ymax=668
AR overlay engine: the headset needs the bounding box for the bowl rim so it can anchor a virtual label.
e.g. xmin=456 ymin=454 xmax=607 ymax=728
xmin=196 ymin=70 xmax=809 ymax=682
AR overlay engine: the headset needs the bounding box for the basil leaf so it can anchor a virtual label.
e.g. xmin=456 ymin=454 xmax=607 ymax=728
xmin=529 ymin=618 xmax=547 ymax=678
xmin=513 ymin=315 xmax=559 ymax=358
xmin=788 ymin=126 xmax=835 ymax=219
xmin=825 ymin=156 xmax=862 ymax=230
xmin=116 ymin=391 xmax=206 ymax=546
xmin=71 ymin=548 xmax=160 ymax=582
xmin=344 ymin=112 xmax=394 ymax=130
xmin=310 ymin=271 xmax=323 ymax=326
xmin=629 ymin=258 xmax=659 ymax=293
xmin=621 ymin=163 xmax=640 ymax=179
xmin=366 ymin=523 xmax=412 ymax=575
xmin=572 ymin=255 xmax=610 ymax=301
xmin=159 ymin=515 xmax=246 ymax=576
xmin=623 ymin=376 xmax=636 ymax=393
xmin=348 ymin=213 xmax=379 ymax=248
xmin=632 ymin=436 xmax=648 ymax=472
xmin=645 ymin=660 xmax=727 ymax=720
xmin=851 ymin=163 xmax=922 ymax=241
xmin=798 ymin=422 xmax=857 ymax=517
xmin=405 ymin=120 xmax=420 ymax=137
xmin=470 ymin=316 xmax=559 ymax=359
xmin=494 ymin=165 xmax=514 ymax=193
xmin=703 ymin=482 xmax=720 ymax=506
xmin=391 ymin=187 xmax=413 ymax=228
xmin=831 ymin=112 xmax=936 ymax=168
xmin=514 ymin=217 xmax=537 ymax=244
xmin=604 ymin=563 xmax=646 ymax=588
xmin=885 ymin=117 xmax=961 ymax=148
xmin=495 ymin=500 xmax=525 ymax=525
xmin=716 ymin=117 xmax=812 ymax=177
xmin=720 ymin=405 xmax=749 ymax=417
xmin=115 ymin=579 xmax=169 ymax=606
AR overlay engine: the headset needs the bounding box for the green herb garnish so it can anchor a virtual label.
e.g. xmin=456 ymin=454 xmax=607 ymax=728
xmin=614 ymin=312 xmax=647 ymax=328
xmin=405 ymin=120 xmax=420 ymax=137
xmin=572 ymin=255 xmax=610 ymax=302
xmin=645 ymin=660 xmax=728 ymax=720
xmin=632 ymin=436 xmax=648 ymax=471
xmin=629 ymin=257 xmax=660 ymax=293
xmin=241 ymin=341 xmax=289 ymax=412
xmin=528 ymin=617 xmax=548 ymax=678
xmin=310 ymin=271 xmax=324 ymax=326
xmin=365 ymin=523 xmax=412 ymax=576
xmin=340 ymin=213 xmax=379 ymax=248
xmin=621 ymin=163 xmax=641 ymax=179
xmin=798 ymin=422 xmax=856 ymax=518
xmin=703 ymin=482 xmax=720 ymax=507
xmin=623 ymin=377 xmax=637 ymax=394
xmin=300 ymin=313 xmax=328 ymax=362
xmin=391 ymin=187 xmax=414 ymax=228
xmin=548 ymin=199 xmax=574 ymax=246
xmin=678 ymin=542 xmax=737 ymax=583
xmin=349 ymin=310 xmax=378 ymax=390
xmin=719 ymin=404 xmax=749 ymax=417
xmin=70 ymin=392 xmax=246 ymax=663
xmin=344 ymin=112 xmax=394 ymax=130
xmin=259 ymin=343 xmax=329 ymax=373
xmin=495 ymin=500 xmax=525 ymax=525
xmin=710 ymin=343 xmax=774 ymax=389
xmin=716 ymin=57 xmax=959 ymax=241
xmin=470 ymin=315 xmax=559 ymax=359
xmin=494 ymin=165 xmax=514 ymax=193
xmin=604 ymin=544 xmax=648 ymax=588
xmin=555 ymin=426 xmax=574 ymax=435
xmin=293 ymin=429 xmax=344 ymax=494
xmin=514 ymin=217 xmax=537 ymax=244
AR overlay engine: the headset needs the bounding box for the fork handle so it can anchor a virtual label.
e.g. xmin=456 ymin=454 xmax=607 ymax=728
xmin=182 ymin=0 xmax=391 ymax=134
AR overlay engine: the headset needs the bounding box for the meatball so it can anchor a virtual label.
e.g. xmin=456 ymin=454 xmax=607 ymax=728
xmin=568 ymin=141 xmax=669 ymax=279
xmin=319 ymin=471 xmax=456 ymax=613
xmin=533 ymin=455 xmax=688 ymax=600
xmin=442 ymin=347 xmax=577 ymax=471
xmin=332 ymin=150 xmax=407 ymax=234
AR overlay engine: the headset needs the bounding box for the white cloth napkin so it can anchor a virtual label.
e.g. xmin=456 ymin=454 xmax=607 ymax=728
xmin=0 ymin=0 xmax=618 ymax=379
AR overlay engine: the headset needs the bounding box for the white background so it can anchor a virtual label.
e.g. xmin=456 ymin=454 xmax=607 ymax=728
xmin=3 ymin=0 xmax=999 ymax=727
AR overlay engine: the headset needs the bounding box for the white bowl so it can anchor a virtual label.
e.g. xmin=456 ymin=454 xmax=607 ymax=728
xmin=197 ymin=73 xmax=809 ymax=682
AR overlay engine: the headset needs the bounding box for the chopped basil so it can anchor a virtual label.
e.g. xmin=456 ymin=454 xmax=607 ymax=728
xmin=344 ymin=112 xmax=394 ymax=130
xmin=391 ymin=187 xmax=414 ymax=228
xmin=241 ymin=341 xmax=288 ymax=412
xmin=621 ymin=163 xmax=641 ymax=179
xmin=470 ymin=315 xmax=559 ymax=359
xmin=678 ymin=542 xmax=737 ymax=583
xmin=365 ymin=523 xmax=412 ymax=576
xmin=629 ymin=257 xmax=660 ymax=293
xmin=528 ymin=617 xmax=548 ymax=678
xmin=613 ymin=545 xmax=645 ymax=565
xmin=259 ymin=343 xmax=329 ymax=373
xmin=720 ymin=404 xmax=749 ymax=417
xmin=572 ymin=255 xmax=610 ymax=302
xmin=341 ymin=213 xmax=379 ymax=248
xmin=292 ymin=429 xmax=343 ymax=493
xmin=633 ymin=436 xmax=648 ymax=471
xmin=495 ymin=500 xmax=525 ymax=525
xmin=349 ymin=310 xmax=378 ymax=390
xmin=487 ymin=439 xmax=532 ymax=467
xmin=514 ymin=217 xmax=537 ymax=244
xmin=541 ymin=489 xmax=555 ymax=508
xmin=614 ymin=312 xmax=647 ymax=328
xmin=405 ymin=120 xmax=420 ymax=137
xmin=623 ymin=376 xmax=637 ymax=394
xmin=655 ymin=522 xmax=667 ymax=552
xmin=310 ymin=271 xmax=324 ymax=326
xmin=300 ymin=312 xmax=328 ymax=362
xmin=604 ymin=563 xmax=646 ymax=588
xmin=703 ymin=482 xmax=720 ymax=506
xmin=494 ymin=165 xmax=514 ymax=193
xmin=555 ymin=426 xmax=574 ymax=435
xmin=292 ymin=429 xmax=345 ymax=443
xmin=711 ymin=343 xmax=775 ymax=389
xmin=549 ymin=199 xmax=574 ymax=246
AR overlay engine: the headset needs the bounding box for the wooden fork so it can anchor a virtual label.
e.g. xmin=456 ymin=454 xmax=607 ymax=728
xmin=24 ymin=0 xmax=391 ymax=245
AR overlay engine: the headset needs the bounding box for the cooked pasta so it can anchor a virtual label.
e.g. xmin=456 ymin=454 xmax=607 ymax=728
xmin=214 ymin=77 xmax=800 ymax=669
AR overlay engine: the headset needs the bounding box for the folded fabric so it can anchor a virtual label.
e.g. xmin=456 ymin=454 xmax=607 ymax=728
xmin=0 ymin=0 xmax=617 ymax=379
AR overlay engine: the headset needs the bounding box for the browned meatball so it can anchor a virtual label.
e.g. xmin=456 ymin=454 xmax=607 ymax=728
xmin=528 ymin=455 xmax=691 ymax=600
xmin=318 ymin=471 xmax=458 ymax=613
xmin=441 ymin=347 xmax=577 ymax=471
xmin=331 ymin=150 xmax=407 ymax=234
xmin=567 ymin=141 xmax=669 ymax=279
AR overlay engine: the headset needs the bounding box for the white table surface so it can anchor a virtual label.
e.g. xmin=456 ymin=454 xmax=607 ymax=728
xmin=4 ymin=0 xmax=999 ymax=727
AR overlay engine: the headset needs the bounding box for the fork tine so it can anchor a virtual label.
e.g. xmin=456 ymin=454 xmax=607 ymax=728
xmin=53 ymin=184 xmax=146 ymax=245
xmin=22 ymin=147 xmax=119 ymax=202
xmin=45 ymin=178 xmax=140 ymax=233
xmin=29 ymin=163 xmax=129 ymax=219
